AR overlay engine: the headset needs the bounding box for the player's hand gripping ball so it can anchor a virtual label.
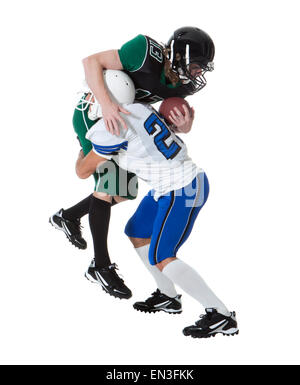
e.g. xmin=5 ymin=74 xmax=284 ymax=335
xmin=159 ymin=97 xmax=192 ymax=125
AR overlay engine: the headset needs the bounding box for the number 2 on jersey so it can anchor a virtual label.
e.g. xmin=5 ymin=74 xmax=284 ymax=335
xmin=144 ymin=113 xmax=181 ymax=160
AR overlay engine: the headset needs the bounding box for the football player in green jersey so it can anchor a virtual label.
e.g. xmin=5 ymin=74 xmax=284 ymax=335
xmin=49 ymin=27 xmax=215 ymax=299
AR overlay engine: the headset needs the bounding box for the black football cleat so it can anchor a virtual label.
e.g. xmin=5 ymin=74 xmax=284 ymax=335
xmin=85 ymin=260 xmax=132 ymax=299
xmin=49 ymin=209 xmax=87 ymax=250
xmin=133 ymin=289 xmax=182 ymax=314
xmin=183 ymin=308 xmax=239 ymax=339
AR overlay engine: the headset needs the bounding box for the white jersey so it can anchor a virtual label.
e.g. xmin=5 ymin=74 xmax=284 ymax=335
xmin=86 ymin=103 xmax=201 ymax=200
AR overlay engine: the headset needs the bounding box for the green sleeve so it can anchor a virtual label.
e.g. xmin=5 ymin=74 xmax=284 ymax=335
xmin=118 ymin=34 xmax=147 ymax=72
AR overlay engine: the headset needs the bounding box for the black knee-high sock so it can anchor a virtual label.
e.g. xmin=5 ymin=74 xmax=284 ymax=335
xmin=89 ymin=196 xmax=112 ymax=268
xmin=63 ymin=194 xmax=93 ymax=221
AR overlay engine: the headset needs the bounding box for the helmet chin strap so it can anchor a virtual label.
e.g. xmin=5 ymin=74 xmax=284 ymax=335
xmin=178 ymin=67 xmax=191 ymax=84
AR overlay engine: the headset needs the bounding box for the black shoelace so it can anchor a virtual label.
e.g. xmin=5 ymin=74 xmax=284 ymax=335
xmin=195 ymin=312 xmax=214 ymax=327
xmin=66 ymin=218 xmax=83 ymax=235
xmin=102 ymin=263 xmax=124 ymax=283
xmin=145 ymin=289 xmax=161 ymax=304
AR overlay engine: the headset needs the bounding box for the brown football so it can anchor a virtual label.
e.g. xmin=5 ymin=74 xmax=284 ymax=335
xmin=159 ymin=97 xmax=192 ymax=124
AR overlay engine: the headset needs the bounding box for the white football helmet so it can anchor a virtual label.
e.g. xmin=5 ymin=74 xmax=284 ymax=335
xmin=76 ymin=70 xmax=135 ymax=120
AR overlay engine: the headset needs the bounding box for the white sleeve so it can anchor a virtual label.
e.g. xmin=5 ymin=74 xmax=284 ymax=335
xmin=85 ymin=119 xmax=128 ymax=158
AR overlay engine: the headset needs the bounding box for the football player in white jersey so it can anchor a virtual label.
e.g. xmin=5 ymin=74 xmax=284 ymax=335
xmin=76 ymin=100 xmax=239 ymax=339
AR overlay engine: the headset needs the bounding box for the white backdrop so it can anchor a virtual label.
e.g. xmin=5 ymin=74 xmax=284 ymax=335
xmin=1 ymin=0 xmax=300 ymax=365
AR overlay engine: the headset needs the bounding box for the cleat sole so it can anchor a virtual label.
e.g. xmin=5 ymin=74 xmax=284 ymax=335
xmin=183 ymin=329 xmax=239 ymax=339
xmin=133 ymin=306 xmax=182 ymax=315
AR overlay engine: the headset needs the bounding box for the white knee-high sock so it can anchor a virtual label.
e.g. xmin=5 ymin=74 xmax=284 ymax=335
xmin=135 ymin=245 xmax=178 ymax=298
xmin=163 ymin=259 xmax=230 ymax=316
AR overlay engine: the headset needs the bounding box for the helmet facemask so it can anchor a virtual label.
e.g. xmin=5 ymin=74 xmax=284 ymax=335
xmin=175 ymin=43 xmax=214 ymax=93
xmin=178 ymin=63 xmax=208 ymax=93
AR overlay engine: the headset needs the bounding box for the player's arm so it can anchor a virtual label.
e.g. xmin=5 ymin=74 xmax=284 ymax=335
xmin=82 ymin=49 xmax=130 ymax=135
xmin=76 ymin=149 xmax=107 ymax=179
xmin=77 ymin=117 xmax=128 ymax=179
xmin=82 ymin=35 xmax=147 ymax=135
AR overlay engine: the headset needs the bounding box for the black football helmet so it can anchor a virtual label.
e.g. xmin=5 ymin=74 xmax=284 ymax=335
xmin=167 ymin=27 xmax=215 ymax=93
